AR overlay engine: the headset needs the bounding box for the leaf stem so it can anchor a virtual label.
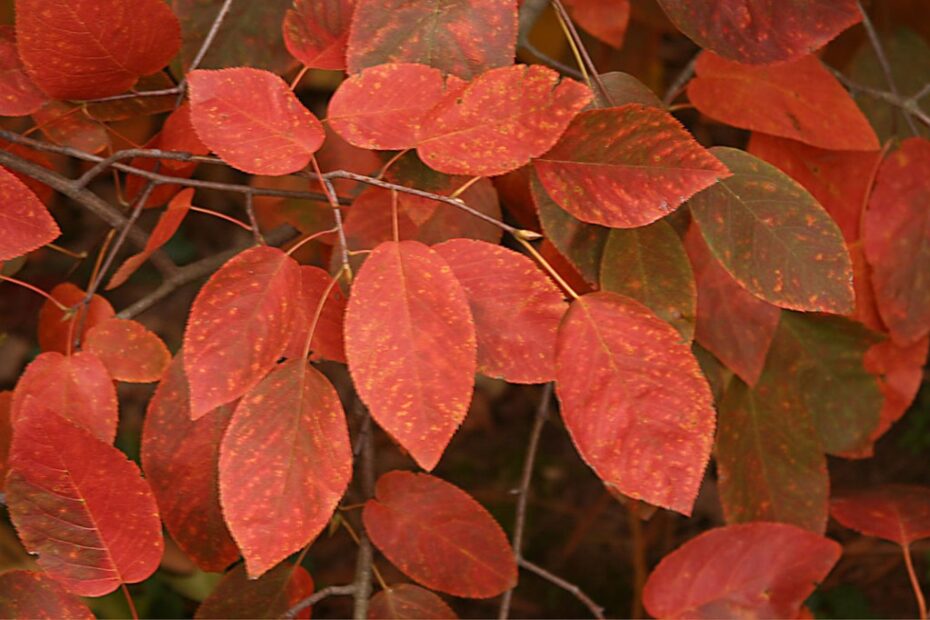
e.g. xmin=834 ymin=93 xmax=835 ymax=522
xmin=301 ymin=265 xmax=345 ymax=360
xmin=0 ymin=275 xmax=68 ymax=311
xmin=903 ymin=544 xmax=928 ymax=620
xmin=550 ymin=0 xmax=613 ymax=106
xmin=189 ymin=206 xmax=252 ymax=231
xmin=121 ymin=584 xmax=139 ymax=620
xmin=519 ymin=558 xmax=605 ymax=619
xmin=285 ymin=227 xmax=339 ymax=257
xmin=516 ymin=236 xmax=580 ymax=300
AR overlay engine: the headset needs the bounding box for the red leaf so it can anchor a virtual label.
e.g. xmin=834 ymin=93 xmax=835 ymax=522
xmin=31 ymin=101 xmax=109 ymax=154
xmin=108 ymin=188 xmax=192 ymax=289
xmin=862 ymin=337 xmax=930 ymax=449
xmin=418 ymin=65 xmax=591 ymax=176
xmin=85 ymin=318 xmax=170 ymax=383
xmin=533 ymin=104 xmax=729 ymax=228
xmin=0 ymin=164 xmax=59 ymax=261
xmin=141 ymin=354 xmax=239 ymax=573
xmin=328 ymin=63 xmax=446 ymax=150
xmin=368 ymin=584 xmax=457 ymax=619
xmin=188 ymin=68 xmax=325 ymax=175
xmin=37 ymin=283 xmax=115 ymax=354
xmin=184 ymin=246 xmax=301 ymax=418
xmin=685 ymin=226 xmax=780 ymax=386
xmin=283 ymin=265 xmax=347 ymax=363
xmin=689 ymin=147 xmax=854 ymax=314
xmin=0 ymin=570 xmax=94 ymax=619
xmin=363 ymin=471 xmax=517 ymax=598
xmin=15 ymin=0 xmax=181 ymax=100
xmin=284 ymin=0 xmax=355 ymax=70
xmin=642 ymin=522 xmax=841 ymax=619
xmin=688 ymin=53 xmax=879 ymax=151
xmin=555 ymin=291 xmax=715 ymax=514
xmin=434 ymin=239 xmax=567 ymax=384
xmin=346 ymin=0 xmax=518 ymax=80
xmin=655 ymin=0 xmax=860 ymax=64
xmin=12 ymin=351 xmax=118 ymax=444
xmin=831 ymin=485 xmax=930 ymax=546
xmin=563 ymin=0 xmax=630 ymax=48
xmin=6 ymin=409 xmax=164 ymax=596
xmin=219 ymin=359 xmax=351 ymax=577
xmin=344 ymin=241 xmax=476 ymax=470
xmin=0 ymin=392 xmax=11 ymax=491
xmin=863 ymin=138 xmax=930 ymax=345
xmin=0 ymin=26 xmax=46 ymax=116
xmin=195 ymin=562 xmax=314 ymax=619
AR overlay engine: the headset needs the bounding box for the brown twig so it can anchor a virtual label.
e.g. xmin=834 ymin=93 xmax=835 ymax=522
xmin=829 ymin=69 xmax=930 ymax=129
xmin=243 ymin=192 xmax=264 ymax=244
xmin=499 ymin=383 xmax=553 ymax=619
xmin=282 ymin=584 xmax=358 ymax=619
xmin=549 ymin=0 xmax=614 ymax=106
xmin=352 ymin=400 xmax=376 ymax=620
xmin=663 ymin=54 xmax=698 ymax=106
xmin=519 ymin=558 xmax=606 ymax=619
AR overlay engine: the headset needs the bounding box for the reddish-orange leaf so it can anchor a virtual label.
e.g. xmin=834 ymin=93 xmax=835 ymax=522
xmin=688 ymin=53 xmax=879 ymax=151
xmin=563 ymin=0 xmax=630 ymax=48
xmin=863 ymin=138 xmax=930 ymax=345
xmin=31 ymin=101 xmax=109 ymax=153
xmin=434 ymin=239 xmax=567 ymax=384
xmin=188 ymin=68 xmax=325 ymax=175
xmin=0 ymin=137 xmax=55 ymax=203
xmin=184 ymin=246 xmax=301 ymax=418
xmin=0 ymin=26 xmax=46 ymax=116
xmin=284 ymin=0 xmax=355 ymax=70
xmin=141 ymin=354 xmax=239 ymax=573
xmin=6 ymin=409 xmax=164 ymax=597
xmin=15 ymin=0 xmax=181 ymax=100
xmin=555 ymin=292 xmax=715 ymax=514
xmin=0 ymin=164 xmax=59 ymax=261
xmin=108 ymin=188 xmax=192 ymax=289
xmin=862 ymin=337 xmax=930 ymax=450
xmin=328 ymin=63 xmax=446 ymax=150
xmin=220 ymin=359 xmax=351 ymax=577
xmin=12 ymin=351 xmax=118 ymax=444
xmin=85 ymin=318 xmax=170 ymax=383
xmin=0 ymin=571 xmax=94 ymax=619
xmin=642 ymin=523 xmax=841 ymax=619
xmin=344 ymin=241 xmax=476 ymax=471
xmin=37 ymin=282 xmax=115 ymax=354
xmin=195 ymin=562 xmax=314 ymax=619
xmin=418 ymin=65 xmax=591 ymax=176
xmin=368 ymin=584 xmax=457 ymax=619
xmin=831 ymin=485 xmax=930 ymax=546
xmin=533 ymin=104 xmax=729 ymax=228
xmin=0 ymin=392 xmax=11 ymax=491
xmin=283 ymin=265 xmax=347 ymax=363
xmin=689 ymin=147 xmax=854 ymax=314
xmin=655 ymin=0 xmax=860 ymax=64
xmin=346 ymin=0 xmax=517 ymax=80
xmin=363 ymin=471 xmax=517 ymax=598
xmin=685 ymin=226 xmax=780 ymax=386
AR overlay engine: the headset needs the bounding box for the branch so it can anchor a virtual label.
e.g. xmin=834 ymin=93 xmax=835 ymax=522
xmin=282 ymin=584 xmax=358 ymax=619
xmin=663 ymin=54 xmax=698 ymax=106
xmin=519 ymin=558 xmax=606 ymax=620
xmin=829 ymin=69 xmax=930 ymax=129
xmin=498 ymin=383 xmax=553 ymax=620
xmin=549 ymin=0 xmax=614 ymax=106
xmin=352 ymin=400 xmax=376 ymax=620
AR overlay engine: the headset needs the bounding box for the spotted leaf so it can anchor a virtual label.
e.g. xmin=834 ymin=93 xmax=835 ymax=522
xmin=283 ymin=0 xmax=354 ymax=70
xmin=0 ymin=164 xmax=59 ymax=261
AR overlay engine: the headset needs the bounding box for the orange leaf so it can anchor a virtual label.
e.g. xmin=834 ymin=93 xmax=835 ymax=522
xmin=0 ymin=26 xmax=46 ymax=116
xmin=36 ymin=283 xmax=114 ymax=354
xmin=368 ymin=584 xmax=457 ymax=619
xmin=831 ymin=484 xmax=930 ymax=546
xmin=85 ymin=318 xmax=171 ymax=383
xmin=0 ymin=164 xmax=59 ymax=261
xmin=0 ymin=571 xmax=94 ymax=619
xmin=283 ymin=0 xmax=355 ymax=70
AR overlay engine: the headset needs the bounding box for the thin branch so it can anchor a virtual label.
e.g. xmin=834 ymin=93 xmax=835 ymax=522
xmin=282 ymin=584 xmax=358 ymax=619
xmin=663 ymin=54 xmax=698 ymax=106
xmin=519 ymin=558 xmax=606 ymax=619
xmin=830 ymin=69 xmax=930 ymax=129
xmin=81 ymin=86 xmax=183 ymax=105
xmin=499 ymin=383 xmax=553 ymax=620
xmin=352 ymin=400 xmax=376 ymax=620
xmin=243 ymin=192 xmax=264 ymax=244
xmin=186 ymin=0 xmax=235 ymax=75
xmin=549 ymin=0 xmax=614 ymax=106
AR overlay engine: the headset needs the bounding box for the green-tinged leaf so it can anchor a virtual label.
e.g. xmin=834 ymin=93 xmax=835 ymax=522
xmin=195 ymin=562 xmax=314 ymax=619
xmin=689 ymin=147 xmax=854 ymax=313
xmin=368 ymin=584 xmax=457 ymax=619
xmin=597 ymin=71 xmax=662 ymax=108
xmin=600 ymin=219 xmax=695 ymax=341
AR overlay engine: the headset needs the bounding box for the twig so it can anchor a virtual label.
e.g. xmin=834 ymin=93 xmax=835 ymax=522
xmin=663 ymin=54 xmax=698 ymax=106
xmin=185 ymin=0 xmax=235 ymax=75
xmin=82 ymin=86 xmax=183 ymax=105
xmin=499 ymin=383 xmax=553 ymax=620
xmin=856 ymin=0 xmax=918 ymax=135
xmin=243 ymin=193 xmax=264 ymax=244
xmin=282 ymin=584 xmax=358 ymax=619
xmin=352 ymin=400 xmax=376 ymax=620
xmin=549 ymin=0 xmax=614 ymax=106
xmin=830 ymin=69 xmax=930 ymax=129
xmin=519 ymin=558 xmax=606 ymax=619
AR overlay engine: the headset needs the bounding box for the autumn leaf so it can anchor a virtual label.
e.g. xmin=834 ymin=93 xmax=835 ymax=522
xmin=598 ymin=71 xmax=663 ymax=108
xmin=283 ymin=0 xmax=355 ymax=70
xmin=283 ymin=265 xmax=348 ymax=363
xmin=85 ymin=318 xmax=171 ymax=383
xmin=36 ymin=283 xmax=114 ymax=354
xmin=195 ymin=562 xmax=314 ymax=619
xmin=555 ymin=291 xmax=715 ymax=514
xmin=0 ymin=571 xmax=94 ymax=619
xmin=689 ymin=147 xmax=854 ymax=313
xmin=344 ymin=241 xmax=476 ymax=470
xmin=0 ymin=26 xmax=46 ymax=116
xmin=183 ymin=246 xmax=301 ymax=418
xmin=15 ymin=0 xmax=181 ymax=100
xmin=0 ymin=392 xmax=10 ymax=491
xmin=363 ymin=471 xmax=517 ymax=598
xmin=12 ymin=351 xmax=118 ymax=444
xmin=831 ymin=484 xmax=930 ymax=546
xmin=862 ymin=337 xmax=930 ymax=450
xmin=642 ymin=522 xmax=841 ymax=618
xmin=31 ymin=101 xmax=109 ymax=153
xmin=434 ymin=239 xmax=568 ymax=384
xmin=533 ymin=104 xmax=729 ymax=228
xmin=563 ymin=0 xmax=630 ymax=49
xmin=141 ymin=354 xmax=239 ymax=573
xmin=346 ymin=0 xmax=518 ymax=79
xmin=219 ymin=359 xmax=351 ymax=577
xmin=6 ymin=409 xmax=163 ymax=596
xmin=368 ymin=584 xmax=457 ymax=620
xmin=655 ymin=0 xmax=860 ymax=64
xmin=328 ymin=63 xmax=446 ymax=150
xmin=188 ymin=68 xmax=325 ymax=175
xmin=688 ymin=53 xmax=879 ymax=151
xmin=0 ymin=164 xmax=59 ymax=261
